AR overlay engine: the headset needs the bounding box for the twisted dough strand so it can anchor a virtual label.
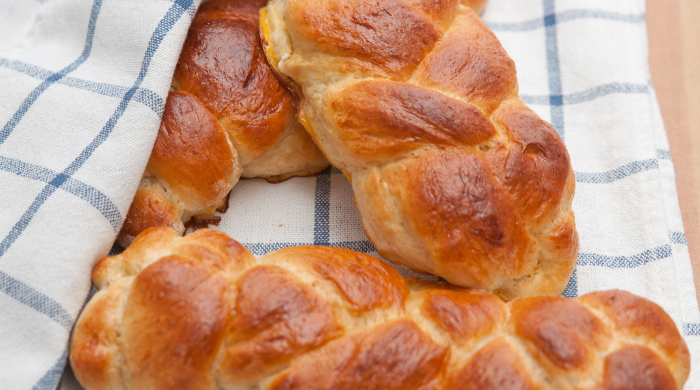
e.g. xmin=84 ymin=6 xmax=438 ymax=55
xmin=260 ymin=0 xmax=578 ymax=299
xmin=70 ymin=228 xmax=689 ymax=390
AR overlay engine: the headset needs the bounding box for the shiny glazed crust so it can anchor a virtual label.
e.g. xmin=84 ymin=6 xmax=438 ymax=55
xmin=117 ymin=0 xmax=329 ymax=247
xmin=260 ymin=0 xmax=578 ymax=299
xmin=70 ymin=228 xmax=689 ymax=390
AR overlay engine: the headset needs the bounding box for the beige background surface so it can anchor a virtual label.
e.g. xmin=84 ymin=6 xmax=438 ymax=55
xmin=647 ymin=0 xmax=700 ymax=303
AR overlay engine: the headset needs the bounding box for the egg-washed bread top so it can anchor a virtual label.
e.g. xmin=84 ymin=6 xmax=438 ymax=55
xmin=70 ymin=228 xmax=688 ymax=390
xmin=260 ymin=0 xmax=578 ymax=300
xmin=117 ymin=0 xmax=329 ymax=248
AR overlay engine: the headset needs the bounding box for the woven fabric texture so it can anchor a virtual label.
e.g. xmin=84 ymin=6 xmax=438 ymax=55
xmin=0 ymin=0 xmax=698 ymax=389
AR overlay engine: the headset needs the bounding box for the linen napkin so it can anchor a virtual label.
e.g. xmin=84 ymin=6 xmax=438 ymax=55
xmin=1 ymin=0 xmax=698 ymax=389
xmin=0 ymin=0 xmax=200 ymax=388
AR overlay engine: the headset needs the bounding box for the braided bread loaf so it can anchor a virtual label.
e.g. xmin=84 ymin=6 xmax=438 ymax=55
xmin=260 ymin=0 xmax=578 ymax=300
xmin=71 ymin=227 xmax=688 ymax=390
xmin=117 ymin=0 xmax=329 ymax=247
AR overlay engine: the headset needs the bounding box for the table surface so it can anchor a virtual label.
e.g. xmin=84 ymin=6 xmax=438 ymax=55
xmin=647 ymin=0 xmax=700 ymax=304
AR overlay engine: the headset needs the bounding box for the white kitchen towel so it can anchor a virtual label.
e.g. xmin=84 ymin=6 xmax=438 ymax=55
xmin=1 ymin=0 xmax=698 ymax=389
xmin=0 ymin=0 xmax=200 ymax=388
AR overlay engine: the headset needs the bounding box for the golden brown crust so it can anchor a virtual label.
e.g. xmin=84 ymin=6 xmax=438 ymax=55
xmin=406 ymin=0 xmax=460 ymax=29
xmin=488 ymin=101 xmax=572 ymax=224
xmin=270 ymin=320 xmax=448 ymax=390
xmin=173 ymin=16 xmax=260 ymax=117
xmin=412 ymin=10 xmax=517 ymax=114
xmin=405 ymin=151 xmax=536 ymax=283
xmin=218 ymin=265 xmax=342 ymax=386
xmin=119 ymin=0 xmax=329 ymax=248
xmin=69 ymin=283 xmax=124 ymax=390
xmin=262 ymin=0 xmax=576 ymax=299
xmin=117 ymin=188 xmax=183 ymax=248
xmin=508 ymin=296 xmax=609 ymax=373
xmin=445 ymin=337 xmax=539 ymax=390
xmin=122 ymin=255 xmax=230 ymax=390
xmin=358 ymin=150 xmax=538 ymax=287
xmin=421 ymin=289 xmax=507 ymax=346
xmin=597 ymin=346 xmax=678 ymax=390
xmin=71 ymin=229 xmax=690 ymax=390
xmin=327 ymin=80 xmax=495 ymax=165
xmin=197 ymin=0 xmax=267 ymax=21
xmin=286 ymin=0 xmax=443 ymax=78
xmin=175 ymin=228 xmax=258 ymax=276
xmin=147 ymin=91 xmax=238 ymax=209
xmin=173 ymin=0 xmax=299 ymax=164
xmin=576 ymin=290 xmax=691 ymax=383
xmin=117 ymin=90 xmax=241 ymax=249
xmin=273 ymin=245 xmax=409 ymax=312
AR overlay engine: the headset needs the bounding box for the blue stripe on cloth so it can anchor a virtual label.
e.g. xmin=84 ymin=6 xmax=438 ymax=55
xmin=487 ymin=9 xmax=645 ymax=32
xmin=31 ymin=349 xmax=68 ymax=390
xmin=245 ymin=242 xmax=304 ymax=256
xmin=0 ymin=0 xmax=192 ymax=258
xmin=521 ymin=83 xmax=648 ymax=106
xmin=684 ymin=323 xmax=700 ymax=336
xmin=0 ymin=0 xmax=103 ymax=146
xmin=0 ymin=185 xmax=61 ymax=258
xmin=13 ymin=1 xmax=196 ymax=387
xmin=0 ymin=156 xmax=122 ymax=231
xmin=108 ymin=240 xmax=123 ymax=256
xmin=0 ymin=58 xmax=165 ymax=116
xmin=3 ymin=0 xmax=195 ymax=252
xmin=330 ymin=240 xmax=379 ymax=253
xmin=578 ymin=244 xmax=672 ymax=268
xmin=561 ymin=267 xmax=577 ymax=298
xmin=245 ymin=240 xmax=378 ymax=257
xmin=59 ymin=0 xmax=193 ymax=179
xmin=0 ymin=0 xmax=193 ymax=255
xmin=313 ymin=167 xmax=331 ymax=245
xmin=657 ymin=149 xmax=672 ymax=160
xmin=575 ymin=159 xmax=658 ymax=184
xmin=0 ymin=0 xmax=103 ymax=335
xmin=670 ymin=231 xmax=688 ymax=245
xmin=0 ymin=271 xmax=73 ymax=330
xmin=543 ymin=0 xmax=565 ymax=140
xmin=45 ymin=284 xmax=97 ymax=390
xmin=0 ymin=7 xmax=194 ymax=389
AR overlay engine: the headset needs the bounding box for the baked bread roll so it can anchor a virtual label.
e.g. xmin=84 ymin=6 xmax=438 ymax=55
xmin=117 ymin=0 xmax=329 ymax=247
xmin=71 ymin=227 xmax=689 ymax=390
xmin=260 ymin=0 xmax=578 ymax=299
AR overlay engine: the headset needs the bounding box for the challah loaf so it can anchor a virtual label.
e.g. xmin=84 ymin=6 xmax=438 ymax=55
xmin=71 ymin=227 xmax=689 ymax=390
xmin=260 ymin=0 xmax=578 ymax=299
xmin=117 ymin=0 xmax=329 ymax=247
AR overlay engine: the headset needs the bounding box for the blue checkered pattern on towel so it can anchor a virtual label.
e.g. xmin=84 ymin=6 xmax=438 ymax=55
xmin=0 ymin=0 xmax=697 ymax=389
xmin=0 ymin=0 xmax=200 ymax=388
